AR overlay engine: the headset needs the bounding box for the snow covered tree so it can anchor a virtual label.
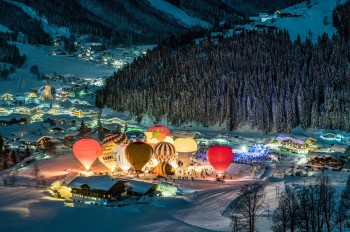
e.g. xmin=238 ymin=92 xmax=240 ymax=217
xmin=232 ymin=182 xmax=266 ymax=232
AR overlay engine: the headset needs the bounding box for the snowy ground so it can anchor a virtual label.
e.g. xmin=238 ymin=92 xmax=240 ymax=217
xmin=147 ymin=0 xmax=211 ymax=29
xmin=273 ymin=0 xmax=346 ymax=42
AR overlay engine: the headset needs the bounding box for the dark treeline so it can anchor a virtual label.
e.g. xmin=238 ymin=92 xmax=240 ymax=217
xmin=0 ymin=1 xmax=51 ymax=45
xmin=97 ymin=29 xmax=350 ymax=133
xmin=333 ymin=0 xmax=350 ymax=37
xmin=0 ymin=34 xmax=26 ymax=67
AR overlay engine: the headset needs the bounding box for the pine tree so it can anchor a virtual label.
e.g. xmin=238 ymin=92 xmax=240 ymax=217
xmin=77 ymin=120 xmax=91 ymax=139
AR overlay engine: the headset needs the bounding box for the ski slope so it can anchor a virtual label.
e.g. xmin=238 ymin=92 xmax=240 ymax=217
xmin=147 ymin=0 xmax=211 ymax=29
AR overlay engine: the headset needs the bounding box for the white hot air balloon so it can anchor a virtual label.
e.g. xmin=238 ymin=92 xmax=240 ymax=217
xmin=115 ymin=145 xmax=132 ymax=171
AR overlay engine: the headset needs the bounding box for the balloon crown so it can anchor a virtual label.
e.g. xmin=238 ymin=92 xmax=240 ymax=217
xmin=102 ymin=133 xmax=127 ymax=145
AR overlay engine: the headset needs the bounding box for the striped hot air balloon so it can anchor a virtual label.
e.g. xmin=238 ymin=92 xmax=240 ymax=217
xmin=153 ymin=142 xmax=176 ymax=163
xmin=102 ymin=133 xmax=128 ymax=145
xmin=152 ymin=162 xmax=175 ymax=175
xmin=125 ymin=142 xmax=152 ymax=171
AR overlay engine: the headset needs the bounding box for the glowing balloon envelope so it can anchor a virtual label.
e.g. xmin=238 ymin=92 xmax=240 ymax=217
xmin=125 ymin=142 xmax=153 ymax=171
xmin=152 ymin=162 xmax=175 ymax=175
xmin=153 ymin=142 xmax=176 ymax=163
xmin=73 ymin=139 xmax=102 ymax=170
xmin=206 ymin=146 xmax=233 ymax=174
xmin=147 ymin=125 xmax=171 ymax=136
xmin=174 ymin=138 xmax=197 ymax=156
xmin=114 ymin=145 xmax=132 ymax=171
xmin=99 ymin=143 xmax=117 ymax=172
xmin=102 ymin=133 xmax=128 ymax=145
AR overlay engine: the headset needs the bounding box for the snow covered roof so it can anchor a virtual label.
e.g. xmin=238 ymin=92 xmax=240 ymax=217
xmin=275 ymin=134 xmax=312 ymax=144
xmin=172 ymin=131 xmax=200 ymax=138
xmin=332 ymin=144 xmax=349 ymax=153
xmin=307 ymin=152 xmax=343 ymax=159
xmin=68 ymin=176 xmax=124 ymax=191
xmin=0 ymin=113 xmax=27 ymax=121
xmin=126 ymin=180 xmax=157 ymax=194
xmin=20 ymin=134 xmax=52 ymax=143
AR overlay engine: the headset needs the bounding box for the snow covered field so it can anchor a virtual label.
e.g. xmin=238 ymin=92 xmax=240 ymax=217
xmin=273 ymin=0 xmax=345 ymax=42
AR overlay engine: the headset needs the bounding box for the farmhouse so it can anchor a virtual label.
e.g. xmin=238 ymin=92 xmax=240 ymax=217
xmin=68 ymin=176 xmax=126 ymax=204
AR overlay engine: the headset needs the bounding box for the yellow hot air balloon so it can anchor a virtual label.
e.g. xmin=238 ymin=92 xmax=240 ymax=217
xmin=99 ymin=142 xmax=118 ymax=172
xmin=174 ymin=138 xmax=197 ymax=156
xmin=152 ymin=162 xmax=175 ymax=175
xmin=125 ymin=142 xmax=153 ymax=171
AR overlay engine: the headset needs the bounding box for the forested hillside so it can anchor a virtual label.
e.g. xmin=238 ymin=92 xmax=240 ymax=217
xmin=0 ymin=1 xmax=51 ymax=45
xmin=333 ymin=0 xmax=350 ymax=37
xmin=97 ymin=30 xmax=350 ymax=133
xmin=13 ymin=0 xmax=189 ymax=45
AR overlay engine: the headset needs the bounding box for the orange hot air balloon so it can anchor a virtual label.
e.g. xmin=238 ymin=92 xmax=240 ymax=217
xmin=73 ymin=139 xmax=102 ymax=170
xmin=147 ymin=125 xmax=171 ymax=136
xmin=152 ymin=162 xmax=175 ymax=175
xmin=125 ymin=142 xmax=153 ymax=171
xmin=206 ymin=146 xmax=233 ymax=174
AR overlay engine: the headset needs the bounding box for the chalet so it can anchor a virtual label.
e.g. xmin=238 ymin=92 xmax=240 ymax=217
xmin=25 ymin=92 xmax=40 ymax=104
xmin=332 ymin=144 xmax=350 ymax=155
xmin=68 ymin=176 xmax=126 ymax=204
xmin=0 ymin=106 xmax=13 ymax=116
xmin=0 ymin=114 xmax=28 ymax=126
xmin=307 ymin=152 xmax=343 ymax=168
xmin=268 ymin=134 xmax=317 ymax=154
xmin=1 ymin=93 xmax=14 ymax=102
xmin=20 ymin=134 xmax=52 ymax=149
xmin=172 ymin=131 xmax=200 ymax=140
xmin=125 ymin=180 xmax=158 ymax=196
xmin=1 ymin=93 xmax=14 ymax=105
xmin=71 ymin=106 xmax=100 ymax=118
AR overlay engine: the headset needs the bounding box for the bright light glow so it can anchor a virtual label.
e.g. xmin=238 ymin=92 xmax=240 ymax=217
xmin=241 ymin=146 xmax=248 ymax=153
xmin=297 ymin=157 xmax=309 ymax=165
xmin=157 ymin=183 xmax=178 ymax=197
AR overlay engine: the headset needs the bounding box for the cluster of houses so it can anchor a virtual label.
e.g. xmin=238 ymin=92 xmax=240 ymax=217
xmin=267 ymin=133 xmax=350 ymax=168
xmin=50 ymin=40 xmax=148 ymax=68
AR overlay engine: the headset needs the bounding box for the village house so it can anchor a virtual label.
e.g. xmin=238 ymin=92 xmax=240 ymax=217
xmin=20 ymin=134 xmax=52 ymax=149
xmin=0 ymin=114 xmax=29 ymax=126
xmin=268 ymin=134 xmax=317 ymax=154
xmin=125 ymin=179 xmax=158 ymax=197
xmin=68 ymin=176 xmax=126 ymax=205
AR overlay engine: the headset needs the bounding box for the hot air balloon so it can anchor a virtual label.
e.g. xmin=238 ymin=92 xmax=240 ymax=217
xmin=147 ymin=125 xmax=171 ymax=136
xmin=99 ymin=142 xmax=118 ymax=172
xmin=126 ymin=130 xmax=146 ymax=143
xmin=174 ymin=138 xmax=197 ymax=156
xmin=206 ymin=146 xmax=233 ymax=174
xmin=114 ymin=145 xmax=132 ymax=171
xmin=102 ymin=133 xmax=128 ymax=145
xmin=125 ymin=142 xmax=152 ymax=171
xmin=152 ymin=162 xmax=175 ymax=175
xmin=153 ymin=142 xmax=176 ymax=163
xmin=73 ymin=138 xmax=102 ymax=170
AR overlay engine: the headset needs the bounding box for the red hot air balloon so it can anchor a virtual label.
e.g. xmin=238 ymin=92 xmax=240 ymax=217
xmin=206 ymin=146 xmax=233 ymax=174
xmin=73 ymin=139 xmax=102 ymax=170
